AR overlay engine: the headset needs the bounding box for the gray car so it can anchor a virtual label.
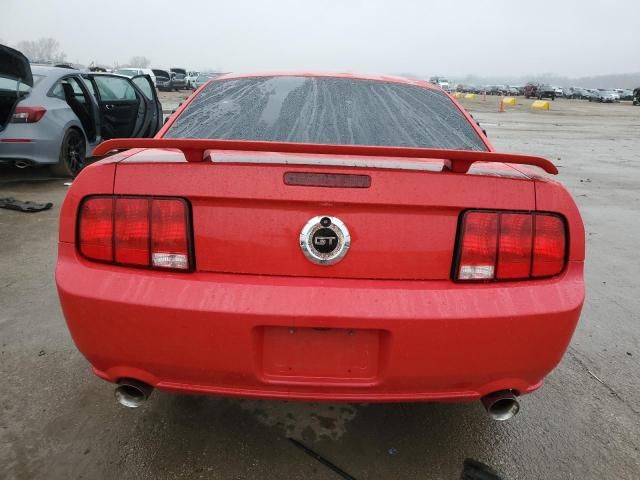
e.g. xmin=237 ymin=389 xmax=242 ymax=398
xmin=193 ymin=73 xmax=222 ymax=89
xmin=0 ymin=44 xmax=162 ymax=176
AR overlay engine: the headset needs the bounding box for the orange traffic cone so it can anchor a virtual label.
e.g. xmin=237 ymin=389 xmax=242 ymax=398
xmin=499 ymin=98 xmax=505 ymax=113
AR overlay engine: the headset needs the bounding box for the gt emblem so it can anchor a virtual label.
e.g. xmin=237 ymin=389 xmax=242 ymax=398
xmin=300 ymin=216 xmax=350 ymax=265
xmin=314 ymin=236 xmax=337 ymax=246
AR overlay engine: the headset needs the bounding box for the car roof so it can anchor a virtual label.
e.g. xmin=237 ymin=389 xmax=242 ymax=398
xmin=31 ymin=65 xmax=79 ymax=77
xmin=87 ymin=72 xmax=134 ymax=79
xmin=29 ymin=65 xmax=86 ymax=92
xmin=213 ymin=72 xmax=440 ymax=90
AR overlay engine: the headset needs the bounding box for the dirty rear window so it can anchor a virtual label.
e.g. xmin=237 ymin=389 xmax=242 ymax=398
xmin=165 ymin=76 xmax=487 ymax=151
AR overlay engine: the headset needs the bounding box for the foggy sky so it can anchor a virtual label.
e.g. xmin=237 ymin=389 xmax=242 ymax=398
xmin=2 ymin=0 xmax=639 ymax=77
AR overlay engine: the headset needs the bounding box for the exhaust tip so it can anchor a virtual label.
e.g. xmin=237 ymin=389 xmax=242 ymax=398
xmin=114 ymin=379 xmax=153 ymax=408
xmin=481 ymin=390 xmax=520 ymax=421
xmin=14 ymin=160 xmax=32 ymax=169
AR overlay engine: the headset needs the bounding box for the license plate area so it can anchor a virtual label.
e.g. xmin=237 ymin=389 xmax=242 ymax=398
xmin=259 ymin=327 xmax=381 ymax=385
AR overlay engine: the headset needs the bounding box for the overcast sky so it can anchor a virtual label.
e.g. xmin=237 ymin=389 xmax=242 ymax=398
xmin=2 ymin=0 xmax=639 ymax=77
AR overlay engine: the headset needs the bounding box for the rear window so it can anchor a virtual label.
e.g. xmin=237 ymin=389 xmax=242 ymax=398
xmin=165 ymin=76 xmax=487 ymax=151
xmin=0 ymin=74 xmax=44 ymax=92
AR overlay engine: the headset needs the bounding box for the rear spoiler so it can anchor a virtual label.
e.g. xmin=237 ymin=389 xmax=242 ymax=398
xmin=93 ymin=138 xmax=558 ymax=174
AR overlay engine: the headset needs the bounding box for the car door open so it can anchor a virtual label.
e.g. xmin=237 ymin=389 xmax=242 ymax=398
xmin=132 ymin=74 xmax=163 ymax=137
xmin=87 ymin=74 xmax=146 ymax=139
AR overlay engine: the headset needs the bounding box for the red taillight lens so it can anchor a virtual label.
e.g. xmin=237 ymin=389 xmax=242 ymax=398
xmin=532 ymin=214 xmax=566 ymax=277
xmin=115 ymin=198 xmax=150 ymax=266
xmin=78 ymin=196 xmax=192 ymax=270
xmin=497 ymin=213 xmax=533 ymax=279
xmin=456 ymin=210 xmax=566 ymax=282
xmin=11 ymin=106 xmax=47 ymax=123
xmin=79 ymin=198 xmax=114 ymax=261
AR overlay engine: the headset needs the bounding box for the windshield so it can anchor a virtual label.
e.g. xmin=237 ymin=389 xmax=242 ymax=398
xmin=165 ymin=76 xmax=487 ymax=151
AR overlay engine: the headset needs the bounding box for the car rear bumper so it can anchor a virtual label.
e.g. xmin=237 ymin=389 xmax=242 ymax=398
xmin=0 ymin=124 xmax=61 ymax=165
xmin=56 ymin=243 xmax=584 ymax=402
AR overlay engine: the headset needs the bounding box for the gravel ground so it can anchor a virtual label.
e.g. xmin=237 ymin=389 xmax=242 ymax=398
xmin=0 ymin=96 xmax=639 ymax=480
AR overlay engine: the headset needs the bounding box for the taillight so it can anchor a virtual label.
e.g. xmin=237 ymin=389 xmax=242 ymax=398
xmin=455 ymin=210 xmax=566 ymax=281
xmin=151 ymin=199 xmax=191 ymax=269
xmin=11 ymin=106 xmax=47 ymax=123
xmin=78 ymin=196 xmax=192 ymax=271
xmin=78 ymin=197 xmax=114 ymax=262
xmin=532 ymin=214 xmax=566 ymax=277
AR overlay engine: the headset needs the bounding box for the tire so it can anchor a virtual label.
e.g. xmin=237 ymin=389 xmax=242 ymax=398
xmin=50 ymin=129 xmax=86 ymax=177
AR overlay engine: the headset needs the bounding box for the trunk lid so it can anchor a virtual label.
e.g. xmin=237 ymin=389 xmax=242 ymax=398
xmin=113 ymin=150 xmax=535 ymax=280
xmin=0 ymin=44 xmax=33 ymax=132
xmin=0 ymin=44 xmax=33 ymax=86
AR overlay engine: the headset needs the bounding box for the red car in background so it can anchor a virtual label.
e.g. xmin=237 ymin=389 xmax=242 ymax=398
xmin=56 ymin=73 xmax=584 ymax=421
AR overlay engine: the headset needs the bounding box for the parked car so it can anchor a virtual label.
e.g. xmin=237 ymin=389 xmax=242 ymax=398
xmin=523 ymin=82 xmax=539 ymax=98
xmin=193 ymin=72 xmax=222 ymax=89
xmin=193 ymin=73 xmax=214 ymax=89
xmin=428 ymin=76 xmax=450 ymax=92
xmin=114 ymin=67 xmax=156 ymax=87
xmin=171 ymin=73 xmax=187 ymax=90
xmin=615 ymin=89 xmax=633 ymax=101
xmin=185 ymin=71 xmax=200 ymax=89
xmin=505 ymin=86 xmax=519 ymax=96
xmin=0 ymin=44 xmax=162 ymax=176
xmin=152 ymin=69 xmax=174 ymax=91
xmin=564 ymin=87 xmax=590 ymax=99
xmin=633 ymin=87 xmax=640 ymax=105
xmin=589 ymin=90 xmax=618 ymax=103
xmin=486 ymin=85 xmax=506 ymax=95
xmin=57 ymin=72 xmax=585 ymax=421
xmin=536 ymin=84 xmax=556 ymax=100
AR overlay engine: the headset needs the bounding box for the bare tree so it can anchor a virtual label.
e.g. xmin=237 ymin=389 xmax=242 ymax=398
xmin=15 ymin=37 xmax=67 ymax=63
xmin=128 ymin=56 xmax=151 ymax=67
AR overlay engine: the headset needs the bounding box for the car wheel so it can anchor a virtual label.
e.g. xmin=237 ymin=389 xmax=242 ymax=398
xmin=50 ymin=129 xmax=86 ymax=177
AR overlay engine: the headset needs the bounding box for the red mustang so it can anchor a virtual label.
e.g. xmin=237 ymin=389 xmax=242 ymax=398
xmin=56 ymin=73 xmax=584 ymax=420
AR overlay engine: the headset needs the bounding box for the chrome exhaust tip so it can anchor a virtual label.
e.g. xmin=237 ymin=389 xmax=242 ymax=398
xmin=14 ymin=160 xmax=32 ymax=169
xmin=481 ymin=390 xmax=520 ymax=421
xmin=114 ymin=379 xmax=153 ymax=408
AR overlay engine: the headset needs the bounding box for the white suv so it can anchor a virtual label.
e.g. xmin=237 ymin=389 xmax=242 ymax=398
xmin=114 ymin=67 xmax=157 ymax=86
xmin=185 ymin=71 xmax=200 ymax=89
